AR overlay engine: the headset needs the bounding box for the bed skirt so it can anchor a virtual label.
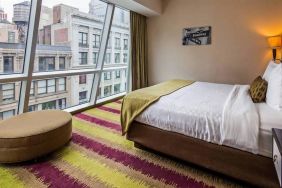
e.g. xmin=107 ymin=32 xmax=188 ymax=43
xmin=127 ymin=121 xmax=279 ymax=187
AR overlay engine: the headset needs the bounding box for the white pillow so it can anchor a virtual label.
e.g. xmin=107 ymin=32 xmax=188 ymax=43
xmin=266 ymin=64 xmax=282 ymax=111
xmin=263 ymin=60 xmax=279 ymax=82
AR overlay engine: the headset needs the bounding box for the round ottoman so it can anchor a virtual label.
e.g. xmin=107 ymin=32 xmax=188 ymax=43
xmin=0 ymin=110 xmax=72 ymax=163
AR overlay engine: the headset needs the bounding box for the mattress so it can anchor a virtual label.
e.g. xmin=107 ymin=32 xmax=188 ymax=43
xmin=135 ymin=81 xmax=281 ymax=157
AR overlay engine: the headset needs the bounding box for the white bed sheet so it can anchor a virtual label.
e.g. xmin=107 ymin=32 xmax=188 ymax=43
xmin=257 ymin=103 xmax=282 ymax=157
xmin=135 ymin=81 xmax=275 ymax=157
xmin=135 ymin=82 xmax=234 ymax=145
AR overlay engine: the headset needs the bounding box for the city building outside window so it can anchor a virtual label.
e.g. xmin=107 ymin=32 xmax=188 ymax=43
xmin=30 ymin=81 xmax=35 ymax=96
xmin=79 ymin=75 xmax=87 ymax=84
xmin=79 ymin=91 xmax=87 ymax=103
xmin=37 ymin=80 xmax=47 ymax=94
xmin=104 ymin=72 xmax=111 ymax=80
xmin=93 ymin=34 xmax=100 ymax=48
xmin=1 ymin=83 xmax=15 ymax=102
xmin=114 ymin=84 xmax=121 ymax=94
xmin=57 ymin=78 xmax=66 ymax=91
xmin=39 ymin=57 xmax=55 ymax=72
xmin=115 ymin=53 xmax=120 ymax=63
xmin=104 ymin=53 xmax=111 ymax=64
xmin=28 ymin=105 xmax=36 ymax=112
xmin=59 ymin=57 xmax=66 ymax=70
xmin=115 ymin=70 xmax=121 ymax=78
xmin=42 ymin=100 xmax=56 ymax=110
xmin=58 ymin=98 xmax=66 ymax=109
xmin=79 ymin=52 xmax=88 ymax=65
xmin=8 ymin=31 xmax=15 ymax=43
xmin=79 ymin=32 xmax=88 ymax=47
xmin=107 ymin=33 xmax=112 ymax=49
xmin=0 ymin=110 xmax=15 ymax=120
xmin=3 ymin=56 xmax=14 ymax=73
xmin=123 ymin=53 xmax=128 ymax=63
xmin=47 ymin=79 xmax=56 ymax=93
xmin=104 ymin=85 xmax=112 ymax=97
xmin=93 ymin=52 xmax=98 ymax=64
xmin=115 ymin=37 xmax=121 ymax=49
xmin=124 ymin=39 xmax=128 ymax=50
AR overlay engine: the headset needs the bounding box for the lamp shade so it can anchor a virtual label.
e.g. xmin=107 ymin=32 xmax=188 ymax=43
xmin=268 ymin=35 xmax=282 ymax=49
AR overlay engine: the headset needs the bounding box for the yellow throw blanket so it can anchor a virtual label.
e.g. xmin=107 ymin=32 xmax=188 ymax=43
xmin=121 ymin=79 xmax=194 ymax=135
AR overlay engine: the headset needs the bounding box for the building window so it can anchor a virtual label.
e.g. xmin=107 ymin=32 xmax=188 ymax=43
xmin=37 ymin=80 xmax=47 ymax=94
xmin=97 ymin=87 xmax=101 ymax=99
xmin=0 ymin=110 xmax=15 ymax=120
xmin=123 ymin=53 xmax=128 ymax=63
xmin=115 ymin=70 xmax=121 ymax=78
xmin=114 ymin=84 xmax=121 ymax=94
xmin=8 ymin=32 xmax=15 ymax=43
xmin=93 ymin=34 xmax=100 ymax=48
xmin=1 ymin=83 xmax=15 ymax=102
xmin=104 ymin=72 xmax=111 ymax=80
xmin=47 ymin=79 xmax=56 ymax=93
xmin=124 ymin=39 xmax=128 ymax=50
xmin=79 ymin=75 xmax=87 ymax=84
xmin=115 ymin=38 xmax=121 ymax=49
xmin=3 ymin=56 xmax=14 ymax=73
xmin=28 ymin=105 xmax=36 ymax=112
xmin=104 ymin=53 xmax=111 ymax=64
xmin=42 ymin=101 xmax=56 ymax=110
xmin=107 ymin=34 xmax=112 ymax=49
xmin=104 ymin=86 xmax=112 ymax=97
xmin=115 ymin=53 xmax=120 ymax=63
xmin=79 ymin=32 xmax=88 ymax=47
xmin=93 ymin=52 xmax=98 ymax=64
xmin=58 ymin=98 xmax=66 ymax=109
xmin=57 ymin=78 xmax=66 ymax=91
xmin=59 ymin=57 xmax=66 ymax=70
xmin=79 ymin=52 xmax=88 ymax=65
xmin=39 ymin=57 xmax=55 ymax=72
xmin=30 ymin=81 xmax=35 ymax=96
xmin=79 ymin=91 xmax=87 ymax=103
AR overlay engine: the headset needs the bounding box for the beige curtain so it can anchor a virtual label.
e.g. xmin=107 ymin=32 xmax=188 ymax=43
xmin=130 ymin=12 xmax=148 ymax=91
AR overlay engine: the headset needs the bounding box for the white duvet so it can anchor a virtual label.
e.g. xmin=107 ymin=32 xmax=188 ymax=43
xmin=135 ymin=82 xmax=259 ymax=154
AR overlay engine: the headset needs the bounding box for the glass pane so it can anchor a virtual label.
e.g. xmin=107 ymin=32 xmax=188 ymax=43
xmin=0 ymin=82 xmax=21 ymax=120
xmin=100 ymin=7 xmax=130 ymax=101
xmin=0 ymin=0 xmax=31 ymax=74
xmin=98 ymin=69 xmax=127 ymax=100
xmin=29 ymin=74 xmax=94 ymax=111
xmin=30 ymin=0 xmax=107 ymax=111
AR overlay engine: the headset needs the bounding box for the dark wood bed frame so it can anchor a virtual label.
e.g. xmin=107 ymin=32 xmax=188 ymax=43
xmin=127 ymin=121 xmax=279 ymax=187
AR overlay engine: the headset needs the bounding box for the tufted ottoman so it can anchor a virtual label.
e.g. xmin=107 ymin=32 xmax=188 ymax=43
xmin=0 ymin=110 xmax=72 ymax=163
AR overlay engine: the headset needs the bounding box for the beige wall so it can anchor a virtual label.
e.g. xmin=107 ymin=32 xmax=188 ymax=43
xmin=147 ymin=0 xmax=282 ymax=85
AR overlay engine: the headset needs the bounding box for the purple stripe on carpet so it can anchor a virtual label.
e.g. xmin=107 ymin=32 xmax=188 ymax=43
xmin=75 ymin=113 xmax=121 ymax=131
xmin=26 ymin=162 xmax=87 ymax=188
xmin=72 ymin=133 xmax=211 ymax=188
xmin=97 ymin=106 xmax=120 ymax=114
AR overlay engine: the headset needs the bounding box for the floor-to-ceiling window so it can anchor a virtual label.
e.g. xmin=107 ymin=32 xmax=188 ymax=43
xmin=0 ymin=0 xmax=131 ymax=120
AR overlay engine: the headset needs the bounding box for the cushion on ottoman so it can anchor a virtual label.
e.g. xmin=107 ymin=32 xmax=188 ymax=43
xmin=0 ymin=110 xmax=72 ymax=163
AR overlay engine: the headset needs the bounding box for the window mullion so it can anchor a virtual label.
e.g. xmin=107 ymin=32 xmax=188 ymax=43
xmin=17 ymin=0 xmax=42 ymax=114
xmin=89 ymin=3 xmax=115 ymax=105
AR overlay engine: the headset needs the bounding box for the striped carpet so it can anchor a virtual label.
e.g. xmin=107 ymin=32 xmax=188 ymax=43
xmin=0 ymin=100 xmax=243 ymax=188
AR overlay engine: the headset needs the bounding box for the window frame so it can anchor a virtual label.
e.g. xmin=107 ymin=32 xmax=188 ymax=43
xmin=0 ymin=1 xmax=131 ymax=115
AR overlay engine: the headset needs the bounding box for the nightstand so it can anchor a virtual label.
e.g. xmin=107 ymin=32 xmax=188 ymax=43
xmin=273 ymin=128 xmax=282 ymax=186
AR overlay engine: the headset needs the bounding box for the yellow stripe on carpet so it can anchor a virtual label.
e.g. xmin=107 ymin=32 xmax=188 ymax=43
xmin=60 ymin=148 xmax=149 ymax=188
xmin=73 ymin=118 xmax=133 ymax=149
xmin=0 ymin=168 xmax=25 ymax=188
xmin=84 ymin=109 xmax=120 ymax=123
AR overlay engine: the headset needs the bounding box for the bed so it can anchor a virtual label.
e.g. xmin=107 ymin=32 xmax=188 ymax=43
xmin=122 ymin=80 xmax=281 ymax=187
